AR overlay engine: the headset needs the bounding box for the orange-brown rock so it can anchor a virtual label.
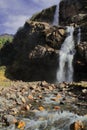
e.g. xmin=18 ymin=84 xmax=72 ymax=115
xmin=70 ymin=120 xmax=84 ymax=130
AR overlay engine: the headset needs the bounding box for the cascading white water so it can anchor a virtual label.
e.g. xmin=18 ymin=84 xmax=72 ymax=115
xmin=22 ymin=111 xmax=87 ymax=130
xmin=57 ymin=26 xmax=75 ymax=83
xmin=77 ymin=27 xmax=81 ymax=45
xmin=5 ymin=111 xmax=87 ymax=130
xmin=53 ymin=0 xmax=60 ymax=26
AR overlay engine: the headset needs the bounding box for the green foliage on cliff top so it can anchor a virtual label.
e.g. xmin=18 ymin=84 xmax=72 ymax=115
xmin=0 ymin=34 xmax=13 ymax=48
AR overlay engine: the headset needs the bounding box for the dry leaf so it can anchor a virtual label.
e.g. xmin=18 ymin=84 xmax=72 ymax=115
xmin=38 ymin=106 xmax=45 ymax=111
xmin=56 ymin=94 xmax=61 ymax=99
xmin=54 ymin=106 xmax=60 ymax=110
xmin=51 ymin=94 xmax=61 ymax=102
xmin=18 ymin=121 xmax=25 ymax=129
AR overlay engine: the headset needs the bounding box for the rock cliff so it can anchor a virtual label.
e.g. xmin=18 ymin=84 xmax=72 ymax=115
xmin=0 ymin=0 xmax=87 ymax=82
xmin=4 ymin=21 xmax=65 ymax=82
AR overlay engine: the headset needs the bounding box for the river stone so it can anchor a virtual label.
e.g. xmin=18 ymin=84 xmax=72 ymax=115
xmin=5 ymin=93 xmax=11 ymax=99
xmin=41 ymin=81 xmax=48 ymax=87
xmin=4 ymin=115 xmax=17 ymax=125
xmin=70 ymin=120 xmax=84 ymax=130
xmin=10 ymin=108 xmax=19 ymax=115
xmin=16 ymin=98 xmax=22 ymax=105
xmin=6 ymin=124 xmax=16 ymax=130
xmin=82 ymin=89 xmax=87 ymax=93
xmin=59 ymin=83 xmax=66 ymax=88
xmin=19 ymin=95 xmax=26 ymax=103
xmin=10 ymin=93 xmax=17 ymax=100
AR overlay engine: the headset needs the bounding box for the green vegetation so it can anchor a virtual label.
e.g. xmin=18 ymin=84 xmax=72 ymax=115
xmin=0 ymin=66 xmax=7 ymax=81
xmin=0 ymin=34 xmax=13 ymax=48
xmin=0 ymin=66 xmax=12 ymax=88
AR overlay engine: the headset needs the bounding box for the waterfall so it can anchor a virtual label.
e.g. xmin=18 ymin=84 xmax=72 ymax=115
xmin=77 ymin=27 xmax=81 ymax=45
xmin=57 ymin=26 xmax=75 ymax=83
xmin=53 ymin=0 xmax=60 ymax=26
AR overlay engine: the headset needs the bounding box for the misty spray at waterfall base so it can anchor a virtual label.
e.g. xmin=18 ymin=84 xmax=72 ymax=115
xmin=57 ymin=26 xmax=75 ymax=83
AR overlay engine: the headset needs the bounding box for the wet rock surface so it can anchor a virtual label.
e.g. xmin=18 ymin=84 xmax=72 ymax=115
xmin=0 ymin=81 xmax=87 ymax=129
xmin=77 ymin=42 xmax=87 ymax=63
xmin=59 ymin=0 xmax=87 ymax=26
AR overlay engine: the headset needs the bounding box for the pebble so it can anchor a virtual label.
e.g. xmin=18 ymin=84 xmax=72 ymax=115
xmin=5 ymin=93 xmax=11 ymax=99
xmin=10 ymin=108 xmax=19 ymax=115
xmin=16 ymin=98 xmax=22 ymax=105
xmin=10 ymin=93 xmax=17 ymax=100
xmin=59 ymin=83 xmax=66 ymax=88
xmin=28 ymin=94 xmax=34 ymax=100
xmin=82 ymin=89 xmax=87 ymax=93
xmin=20 ymin=96 xmax=26 ymax=103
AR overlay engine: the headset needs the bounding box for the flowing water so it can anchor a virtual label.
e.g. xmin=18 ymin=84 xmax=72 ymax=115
xmin=77 ymin=27 xmax=81 ymax=45
xmin=3 ymin=110 xmax=87 ymax=130
xmin=57 ymin=26 xmax=75 ymax=83
xmin=22 ymin=111 xmax=87 ymax=130
xmin=2 ymin=88 xmax=87 ymax=130
xmin=53 ymin=1 xmax=60 ymax=26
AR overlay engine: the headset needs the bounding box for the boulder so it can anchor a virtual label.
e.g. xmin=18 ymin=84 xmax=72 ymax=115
xmin=70 ymin=120 xmax=84 ymax=130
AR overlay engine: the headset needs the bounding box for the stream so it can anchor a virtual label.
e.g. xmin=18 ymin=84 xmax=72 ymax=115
xmin=15 ymin=111 xmax=87 ymax=130
xmin=1 ymin=85 xmax=87 ymax=130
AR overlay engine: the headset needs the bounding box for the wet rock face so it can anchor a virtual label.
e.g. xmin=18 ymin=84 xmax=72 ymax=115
xmin=59 ymin=0 xmax=87 ymax=47
xmin=81 ymin=22 xmax=87 ymax=42
xmin=77 ymin=43 xmax=87 ymax=63
xmin=59 ymin=0 xmax=82 ymax=25
xmin=5 ymin=21 xmax=65 ymax=82
xmin=59 ymin=0 xmax=87 ymax=25
xmin=59 ymin=0 xmax=87 ymax=42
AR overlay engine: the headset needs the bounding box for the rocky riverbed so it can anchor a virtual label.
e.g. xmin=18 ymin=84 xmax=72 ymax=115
xmin=0 ymin=81 xmax=87 ymax=130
